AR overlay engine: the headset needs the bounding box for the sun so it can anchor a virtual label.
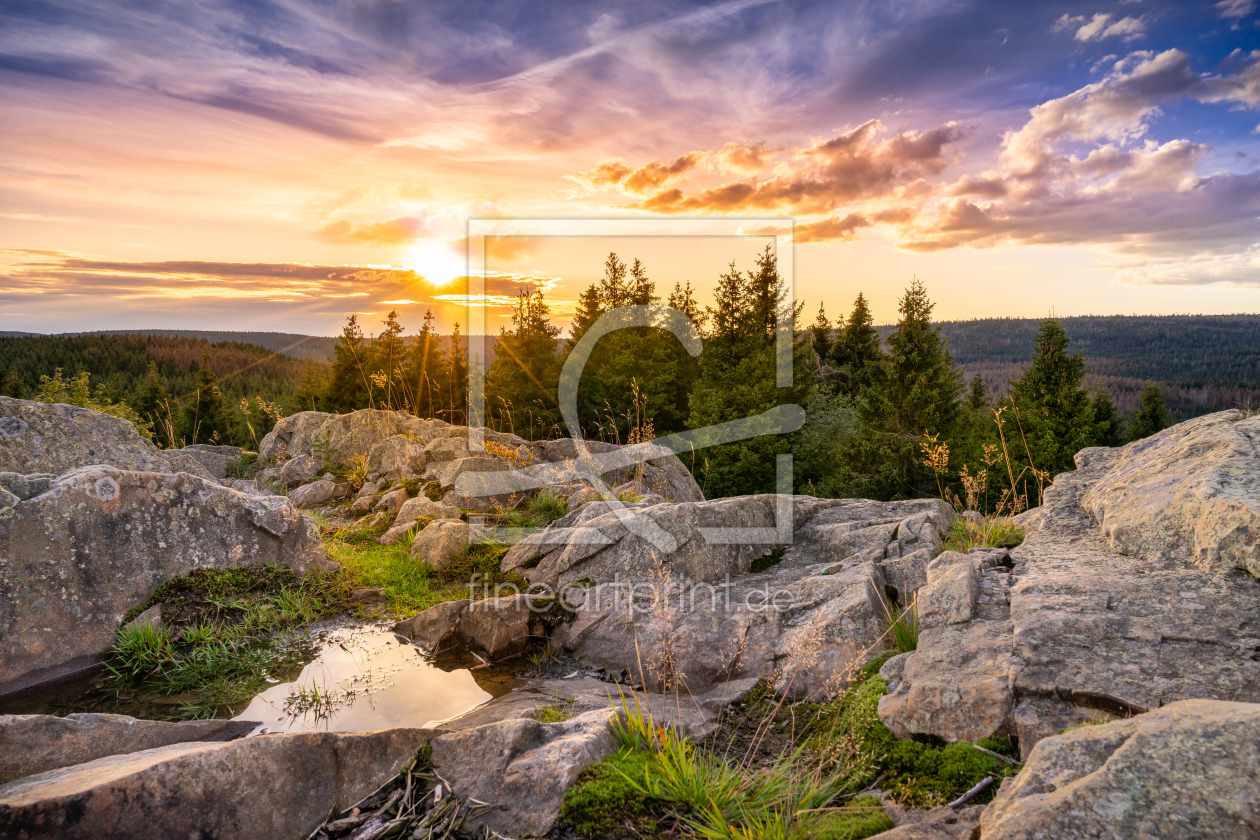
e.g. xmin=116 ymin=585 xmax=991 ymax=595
xmin=405 ymin=239 xmax=464 ymax=286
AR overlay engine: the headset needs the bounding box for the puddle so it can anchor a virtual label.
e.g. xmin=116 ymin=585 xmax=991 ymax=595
xmin=233 ymin=623 xmax=503 ymax=735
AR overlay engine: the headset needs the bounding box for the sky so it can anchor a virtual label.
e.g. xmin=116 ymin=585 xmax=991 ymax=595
xmin=1 ymin=0 xmax=1258 ymax=336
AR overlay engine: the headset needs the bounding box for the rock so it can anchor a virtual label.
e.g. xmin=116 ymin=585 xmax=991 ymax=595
xmin=409 ymin=520 xmax=469 ymax=570
xmin=1010 ymin=505 xmax=1045 ymax=531
xmin=0 ymin=466 xmax=329 ymax=694
xmin=306 ymin=410 xmax=443 ymax=468
xmin=1083 ymin=410 xmax=1260 ymax=579
xmin=424 ymin=436 xmax=474 ymax=463
xmin=0 ymin=397 xmax=171 ymax=475
xmin=0 ymin=488 xmax=17 ymax=510
xmin=979 ymin=699 xmax=1260 ymax=840
xmin=506 ymin=495 xmax=955 ymax=697
xmin=171 ymin=444 xmax=243 ymax=480
xmin=357 ymin=480 xmax=379 ymax=497
xmin=438 ymin=457 xmax=516 ymax=510
xmin=0 ymin=713 xmax=258 ymax=783
xmin=460 ymin=595 xmax=541 ymax=658
xmin=960 ymin=510 xmax=984 ymax=525
xmin=0 ymin=473 xmax=55 ymax=501
xmin=350 ymin=495 xmax=374 ymax=515
xmin=349 ymin=588 xmax=385 ymax=604
xmin=394 ymin=495 xmax=461 ymax=529
xmin=288 ymin=479 xmax=338 ymax=508
xmin=367 ymin=435 xmax=426 ymax=477
xmin=882 ymin=546 xmax=934 ymax=608
xmin=566 ymin=485 xmax=601 ymax=506
xmin=256 ymin=410 xmax=334 ymax=461
xmin=0 ymin=727 xmax=428 ymax=840
xmin=429 ymin=677 xmax=757 ymax=837
xmin=278 ymin=453 xmax=319 ymax=486
xmin=392 ymin=599 xmax=470 ymax=649
xmin=376 ymin=523 xmax=414 ymax=545
xmin=878 ymin=411 xmax=1260 ymax=753
xmin=611 ymin=479 xmax=651 ymax=500
xmin=123 ymin=604 xmax=162 ymax=631
xmin=878 ymin=805 xmax=985 ymax=839
xmin=917 ymin=553 xmax=980 ymax=627
xmin=155 ymin=449 xmax=219 ymax=481
xmin=373 ymin=486 xmax=409 ymax=514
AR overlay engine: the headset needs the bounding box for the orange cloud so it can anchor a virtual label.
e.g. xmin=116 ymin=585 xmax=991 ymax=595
xmin=315 ymin=217 xmax=427 ymax=246
xmin=572 ymin=153 xmax=703 ymax=195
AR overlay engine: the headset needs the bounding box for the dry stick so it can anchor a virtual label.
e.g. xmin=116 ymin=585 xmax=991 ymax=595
xmin=972 ymin=743 xmax=1021 ymax=766
xmin=947 ymin=775 xmax=995 ymax=809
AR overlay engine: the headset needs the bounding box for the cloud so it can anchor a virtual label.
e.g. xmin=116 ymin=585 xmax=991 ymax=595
xmin=316 ymin=217 xmax=430 ymax=246
xmin=612 ymin=120 xmax=966 ymax=215
xmin=1072 ymin=14 xmax=1146 ymax=42
xmin=572 ymin=153 xmax=703 ymax=194
xmin=1216 ymin=0 xmax=1255 ymax=19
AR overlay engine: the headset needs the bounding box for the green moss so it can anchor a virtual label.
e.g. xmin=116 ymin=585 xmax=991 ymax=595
xmin=561 ymin=748 xmax=658 ymax=836
xmin=805 ymin=795 xmax=895 ymax=840
xmin=882 ymin=737 xmax=1017 ymax=808
xmin=750 ymin=547 xmax=786 ymax=573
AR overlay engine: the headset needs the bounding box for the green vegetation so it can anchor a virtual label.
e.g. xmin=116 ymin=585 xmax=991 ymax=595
xmin=942 ymin=517 xmax=1026 ymax=553
xmin=562 ymin=748 xmax=659 ymax=836
xmin=536 ymin=701 xmax=575 ymax=723
xmin=323 ymin=516 xmax=522 ymax=616
xmin=497 ymin=490 xmax=569 ymax=529
xmin=108 ymin=566 xmax=347 ymax=719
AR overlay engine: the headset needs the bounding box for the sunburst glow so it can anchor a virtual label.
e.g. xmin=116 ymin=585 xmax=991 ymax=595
xmin=405 ymin=240 xmax=465 ymax=286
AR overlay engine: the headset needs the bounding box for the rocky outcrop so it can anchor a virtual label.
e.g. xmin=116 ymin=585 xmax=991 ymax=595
xmin=0 ymin=467 xmax=329 ymax=694
xmin=0 ymin=397 xmax=213 ymax=480
xmin=879 ymin=410 xmax=1260 ymax=756
xmin=0 ymin=714 xmax=257 ymax=783
xmin=170 ymin=444 xmax=243 ymax=480
xmin=409 ymin=520 xmax=469 ymax=570
xmin=256 ymin=410 xmax=334 ymax=461
xmin=366 ymin=435 xmax=427 ymax=476
xmin=493 ymin=495 xmax=955 ymax=697
xmin=1083 ymin=410 xmax=1260 ymax=579
xmin=428 ymin=676 xmax=758 ymax=836
xmin=0 ymin=727 xmax=428 ymax=840
xmin=980 ymin=699 xmax=1260 ymax=839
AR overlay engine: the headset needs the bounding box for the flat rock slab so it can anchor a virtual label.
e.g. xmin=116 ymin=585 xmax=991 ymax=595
xmin=0 ymin=727 xmax=428 ymax=840
xmin=878 ymin=411 xmax=1260 ymax=755
xmin=980 ymin=699 xmax=1260 ymax=839
xmin=429 ymin=676 xmax=758 ymax=837
xmin=0 ymin=466 xmax=329 ymax=694
xmin=0 ymin=713 xmax=258 ymax=783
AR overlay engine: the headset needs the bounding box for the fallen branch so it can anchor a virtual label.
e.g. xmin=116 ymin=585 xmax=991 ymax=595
xmin=973 ymin=743 xmax=1021 ymax=766
xmin=948 ymin=775 xmax=995 ymax=809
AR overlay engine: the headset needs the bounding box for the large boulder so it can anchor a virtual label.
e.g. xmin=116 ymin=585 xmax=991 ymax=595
xmin=0 ymin=467 xmax=329 ymax=694
xmin=499 ymin=495 xmax=954 ymax=697
xmin=256 ymin=410 xmax=333 ymax=461
xmin=366 ymin=435 xmax=426 ymax=476
xmin=1083 ymin=410 xmax=1260 ymax=578
xmin=0 ymin=398 xmax=193 ymax=477
xmin=0 ymin=727 xmax=427 ymax=840
xmin=879 ymin=410 xmax=1260 ymax=756
xmin=409 ymin=520 xmax=469 ymax=570
xmin=0 ymin=714 xmax=257 ymax=783
xmin=170 ymin=444 xmax=243 ymax=480
xmin=980 ymin=699 xmax=1260 ymax=839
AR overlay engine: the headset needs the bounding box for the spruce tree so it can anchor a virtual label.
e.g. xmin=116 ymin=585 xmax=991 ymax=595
xmin=0 ymin=369 xmax=27 ymax=399
xmin=831 ymin=292 xmax=883 ymax=394
xmin=444 ymin=322 xmax=469 ymax=425
xmin=485 ymin=291 xmax=562 ymax=437
xmin=1090 ymin=387 xmax=1125 ymax=447
xmin=1129 ymin=382 xmax=1170 ymax=440
xmin=134 ymin=361 xmax=169 ymax=445
xmin=967 ymin=373 xmax=988 ymax=409
xmin=178 ymin=358 xmax=233 ymax=445
xmin=851 ymin=280 xmax=962 ymax=499
xmin=405 ymin=310 xmax=447 ymax=419
xmin=810 ymin=304 xmax=833 ymax=369
xmin=1009 ymin=319 xmax=1095 ymax=475
xmin=325 ymin=315 xmax=373 ymax=412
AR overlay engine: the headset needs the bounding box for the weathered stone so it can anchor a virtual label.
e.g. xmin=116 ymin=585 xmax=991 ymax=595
xmin=357 ymin=480 xmax=379 ymax=497
xmin=350 ymin=495 xmax=374 ymax=515
xmin=0 ymin=488 xmax=17 ymax=510
xmin=123 ymin=604 xmax=162 ymax=632
xmin=0 ymin=727 xmax=428 ymax=840
xmin=409 ymin=520 xmax=469 ymax=570
xmin=0 ymin=466 xmax=328 ymax=694
xmin=0 ymin=473 xmax=55 ymax=502
xmin=373 ymin=486 xmax=409 ymax=514
xmin=439 ymin=457 xmax=517 ymax=509
xmin=878 ymin=805 xmax=984 ymax=839
xmin=306 ymin=410 xmax=439 ymax=468
xmin=394 ymin=495 xmax=461 ymax=529
xmin=147 ymin=449 xmax=218 ymax=481
xmin=429 ymin=677 xmax=757 ymax=837
xmin=878 ymin=413 xmax=1260 ymax=752
xmin=288 ymin=479 xmax=338 ymax=508
xmin=917 ymin=553 xmax=979 ymax=627
xmin=0 ymin=713 xmax=258 ymax=783
xmin=349 ymin=588 xmax=385 ymax=604
xmin=257 ymin=410 xmax=335 ymax=461
xmin=392 ymin=599 xmax=470 ymax=649
xmin=278 ymin=453 xmax=319 ymax=486
xmin=566 ymin=485 xmax=600 ymax=506
xmin=980 ymin=700 xmax=1260 ymax=840
xmin=880 ymin=546 xmax=934 ymax=608
xmin=460 ymin=595 xmax=540 ymax=658
xmin=367 ymin=435 xmax=426 ymax=477
xmin=0 ymin=398 xmax=173 ymax=476
xmin=1010 ymin=697 xmax=1117 ymax=760
xmin=172 ymin=444 xmax=243 ymax=480
xmin=1083 ymin=410 xmax=1260 ymax=579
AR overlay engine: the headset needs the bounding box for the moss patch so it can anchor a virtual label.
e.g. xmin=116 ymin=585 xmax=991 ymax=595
xmin=561 ymin=748 xmax=659 ymax=836
xmin=750 ymin=547 xmax=786 ymax=573
xmin=805 ymin=795 xmax=895 ymax=840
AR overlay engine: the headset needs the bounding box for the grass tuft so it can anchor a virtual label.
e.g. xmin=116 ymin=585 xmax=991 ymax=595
xmin=942 ymin=516 xmax=1025 ymax=553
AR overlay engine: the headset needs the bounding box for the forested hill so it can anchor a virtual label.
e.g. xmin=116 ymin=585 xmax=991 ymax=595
xmin=891 ymin=314 xmax=1260 ymax=418
xmin=58 ymin=330 xmax=339 ymax=361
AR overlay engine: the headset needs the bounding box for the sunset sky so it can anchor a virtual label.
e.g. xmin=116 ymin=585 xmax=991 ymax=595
xmin=1 ymin=0 xmax=1258 ymax=337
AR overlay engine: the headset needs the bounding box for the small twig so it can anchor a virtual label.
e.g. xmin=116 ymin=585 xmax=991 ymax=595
xmin=973 ymin=743 xmax=1021 ymax=766
xmin=948 ymin=775 xmax=995 ymax=809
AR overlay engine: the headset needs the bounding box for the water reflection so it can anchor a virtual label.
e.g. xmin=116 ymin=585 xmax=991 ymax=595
xmin=233 ymin=623 xmax=491 ymax=734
